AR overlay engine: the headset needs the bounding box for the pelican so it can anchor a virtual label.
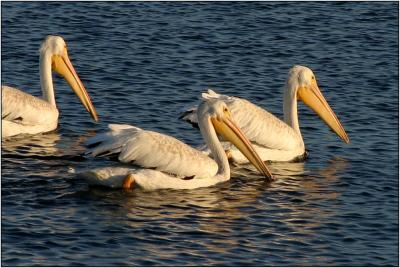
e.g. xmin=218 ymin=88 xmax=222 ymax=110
xmin=2 ymin=35 xmax=98 ymax=139
xmin=80 ymin=99 xmax=273 ymax=190
xmin=181 ymin=65 xmax=349 ymax=163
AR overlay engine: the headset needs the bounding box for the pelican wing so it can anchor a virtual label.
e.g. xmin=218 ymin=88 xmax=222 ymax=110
xmin=182 ymin=89 xmax=302 ymax=151
xmin=2 ymin=86 xmax=59 ymax=125
xmin=85 ymin=124 xmax=218 ymax=179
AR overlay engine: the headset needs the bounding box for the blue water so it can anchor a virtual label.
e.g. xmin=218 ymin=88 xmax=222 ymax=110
xmin=1 ymin=2 xmax=398 ymax=266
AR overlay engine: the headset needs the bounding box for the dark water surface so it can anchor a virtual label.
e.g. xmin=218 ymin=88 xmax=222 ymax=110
xmin=1 ymin=2 xmax=398 ymax=266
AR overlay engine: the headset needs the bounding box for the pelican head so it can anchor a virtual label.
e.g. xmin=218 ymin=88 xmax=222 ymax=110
xmin=287 ymin=65 xmax=349 ymax=143
xmin=198 ymin=100 xmax=274 ymax=181
xmin=40 ymin=35 xmax=98 ymax=121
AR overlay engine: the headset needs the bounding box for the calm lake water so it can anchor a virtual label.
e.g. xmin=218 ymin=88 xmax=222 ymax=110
xmin=1 ymin=2 xmax=398 ymax=266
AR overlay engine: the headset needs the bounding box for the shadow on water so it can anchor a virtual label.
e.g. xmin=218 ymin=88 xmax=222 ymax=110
xmin=79 ymin=156 xmax=349 ymax=222
xmin=1 ymin=130 xmax=98 ymax=160
xmin=54 ymin=156 xmax=351 ymax=266
xmin=2 ymin=132 xmax=62 ymax=156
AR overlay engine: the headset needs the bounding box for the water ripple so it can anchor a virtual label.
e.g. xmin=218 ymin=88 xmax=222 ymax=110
xmin=2 ymin=1 xmax=398 ymax=267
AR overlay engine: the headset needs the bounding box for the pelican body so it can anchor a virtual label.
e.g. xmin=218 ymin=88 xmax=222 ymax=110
xmin=81 ymin=99 xmax=273 ymax=190
xmin=2 ymin=35 xmax=98 ymax=139
xmin=181 ymin=65 xmax=349 ymax=163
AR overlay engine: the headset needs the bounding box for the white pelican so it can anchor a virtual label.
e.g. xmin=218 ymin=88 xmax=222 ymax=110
xmin=80 ymin=99 xmax=273 ymax=190
xmin=181 ymin=65 xmax=349 ymax=163
xmin=2 ymin=35 xmax=98 ymax=139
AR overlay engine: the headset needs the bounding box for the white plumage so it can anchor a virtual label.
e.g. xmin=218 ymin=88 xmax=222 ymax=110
xmin=181 ymin=65 xmax=349 ymax=163
xmin=2 ymin=86 xmax=59 ymax=138
xmin=202 ymin=90 xmax=304 ymax=151
xmin=86 ymin=124 xmax=218 ymax=179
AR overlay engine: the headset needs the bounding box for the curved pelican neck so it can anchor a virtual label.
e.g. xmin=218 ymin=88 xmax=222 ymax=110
xmin=283 ymin=80 xmax=302 ymax=138
xmin=39 ymin=51 xmax=56 ymax=107
xmin=198 ymin=115 xmax=230 ymax=180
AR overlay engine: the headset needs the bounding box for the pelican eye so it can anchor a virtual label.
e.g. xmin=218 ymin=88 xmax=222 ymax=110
xmin=224 ymin=107 xmax=228 ymax=112
xmin=311 ymin=76 xmax=315 ymax=80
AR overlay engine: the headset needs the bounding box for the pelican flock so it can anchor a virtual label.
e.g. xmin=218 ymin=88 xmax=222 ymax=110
xmin=2 ymin=35 xmax=98 ymax=139
xmin=3 ymin=34 xmax=350 ymax=190
xmin=80 ymin=99 xmax=273 ymax=190
xmin=181 ymin=65 xmax=349 ymax=163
